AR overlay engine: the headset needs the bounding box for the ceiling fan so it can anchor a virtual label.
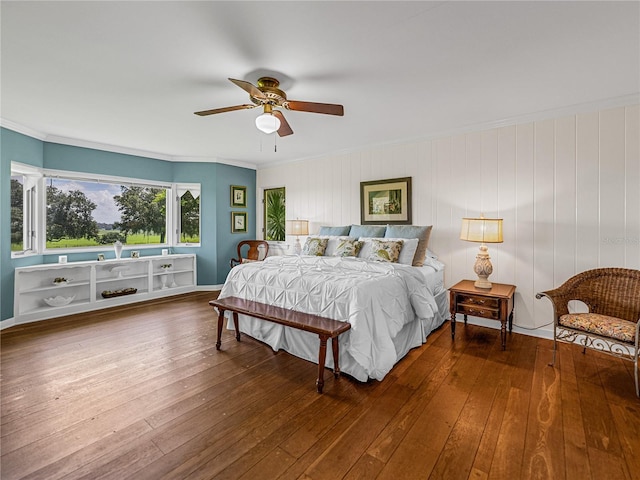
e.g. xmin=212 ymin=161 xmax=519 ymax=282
xmin=194 ymin=77 xmax=344 ymax=137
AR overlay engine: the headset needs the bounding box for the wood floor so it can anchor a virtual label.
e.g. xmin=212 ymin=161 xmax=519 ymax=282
xmin=1 ymin=292 xmax=638 ymax=480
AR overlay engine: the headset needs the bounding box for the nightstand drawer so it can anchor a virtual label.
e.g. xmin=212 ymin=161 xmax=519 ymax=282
xmin=457 ymin=304 xmax=500 ymax=320
xmin=457 ymin=295 xmax=499 ymax=309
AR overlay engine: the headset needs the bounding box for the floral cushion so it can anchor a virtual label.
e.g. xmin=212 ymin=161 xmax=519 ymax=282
xmin=559 ymin=313 xmax=637 ymax=344
xmin=333 ymin=239 xmax=364 ymax=257
xmin=367 ymin=239 xmax=404 ymax=263
xmin=302 ymin=237 xmax=328 ymax=256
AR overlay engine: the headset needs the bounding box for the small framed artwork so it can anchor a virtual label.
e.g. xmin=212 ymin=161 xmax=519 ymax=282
xmin=131 ymin=251 xmax=140 ymax=258
xmin=97 ymin=254 xmax=105 ymax=261
xmin=360 ymin=177 xmax=412 ymax=225
xmin=231 ymin=185 xmax=247 ymax=208
xmin=231 ymin=211 xmax=248 ymax=233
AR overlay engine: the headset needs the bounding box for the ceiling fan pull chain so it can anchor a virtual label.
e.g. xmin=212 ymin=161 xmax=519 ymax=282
xmin=274 ymin=133 xmax=277 ymax=152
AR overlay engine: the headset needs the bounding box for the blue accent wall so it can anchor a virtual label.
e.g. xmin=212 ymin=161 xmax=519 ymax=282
xmin=215 ymin=163 xmax=257 ymax=283
xmin=0 ymin=127 xmax=256 ymax=322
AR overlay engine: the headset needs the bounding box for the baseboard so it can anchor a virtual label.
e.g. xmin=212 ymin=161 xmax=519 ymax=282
xmin=463 ymin=316 xmax=554 ymax=341
xmin=0 ymin=317 xmax=16 ymax=331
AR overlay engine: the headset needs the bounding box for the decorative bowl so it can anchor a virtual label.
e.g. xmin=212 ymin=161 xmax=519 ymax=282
xmin=43 ymin=295 xmax=75 ymax=307
xmin=52 ymin=278 xmax=71 ymax=285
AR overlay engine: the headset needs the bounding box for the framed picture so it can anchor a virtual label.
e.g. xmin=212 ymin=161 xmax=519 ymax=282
xmin=231 ymin=211 xmax=248 ymax=233
xmin=130 ymin=251 xmax=140 ymax=258
xmin=360 ymin=177 xmax=412 ymax=225
xmin=97 ymin=253 xmax=105 ymax=261
xmin=231 ymin=185 xmax=247 ymax=208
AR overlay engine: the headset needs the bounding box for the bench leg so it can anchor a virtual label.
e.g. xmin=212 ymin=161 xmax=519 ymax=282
xmin=216 ymin=308 xmax=226 ymax=350
xmin=317 ymin=335 xmax=329 ymax=394
xmin=232 ymin=312 xmax=240 ymax=342
xmin=332 ymin=336 xmax=341 ymax=378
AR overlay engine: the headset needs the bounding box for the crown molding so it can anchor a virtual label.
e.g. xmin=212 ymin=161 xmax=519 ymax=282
xmin=0 ymin=119 xmax=47 ymax=140
xmin=4 ymin=92 xmax=638 ymax=172
xmin=173 ymin=156 xmax=257 ymax=170
xmin=44 ymin=135 xmax=175 ymax=162
xmin=256 ymin=93 xmax=640 ymax=170
xmin=1 ymin=119 xmax=258 ymax=169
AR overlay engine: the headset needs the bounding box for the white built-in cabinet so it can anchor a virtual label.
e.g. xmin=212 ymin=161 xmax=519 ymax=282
xmin=14 ymin=254 xmax=196 ymax=324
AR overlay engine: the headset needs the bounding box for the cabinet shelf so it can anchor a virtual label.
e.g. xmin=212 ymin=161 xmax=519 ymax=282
xmin=14 ymin=254 xmax=196 ymax=324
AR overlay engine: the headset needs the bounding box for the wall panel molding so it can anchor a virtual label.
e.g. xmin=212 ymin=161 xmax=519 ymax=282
xmin=256 ymin=104 xmax=640 ymax=335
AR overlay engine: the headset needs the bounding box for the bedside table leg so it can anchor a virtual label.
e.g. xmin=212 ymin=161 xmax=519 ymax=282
xmin=501 ymin=320 xmax=507 ymax=350
xmin=450 ymin=313 xmax=456 ymax=339
xmin=508 ymin=311 xmax=514 ymax=332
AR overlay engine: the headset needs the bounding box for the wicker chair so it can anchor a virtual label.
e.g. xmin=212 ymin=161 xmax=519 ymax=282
xmin=230 ymin=240 xmax=269 ymax=269
xmin=536 ymin=268 xmax=640 ymax=397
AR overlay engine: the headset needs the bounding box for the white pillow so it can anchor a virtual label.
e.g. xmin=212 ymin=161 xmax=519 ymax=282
xmin=358 ymin=237 xmax=418 ymax=265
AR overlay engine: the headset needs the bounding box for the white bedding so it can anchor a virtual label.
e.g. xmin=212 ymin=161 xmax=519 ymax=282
xmin=219 ymin=255 xmax=447 ymax=381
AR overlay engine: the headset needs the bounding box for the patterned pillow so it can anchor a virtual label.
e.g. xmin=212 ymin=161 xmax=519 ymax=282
xmin=333 ymin=239 xmax=364 ymax=257
xmin=367 ymin=239 xmax=404 ymax=263
xmin=302 ymin=237 xmax=328 ymax=256
xmin=384 ymin=225 xmax=433 ymax=267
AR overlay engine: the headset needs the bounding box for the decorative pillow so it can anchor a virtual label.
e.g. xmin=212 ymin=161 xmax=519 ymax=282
xmin=318 ymin=225 xmax=351 ymax=236
xmin=301 ymin=237 xmax=328 ymax=256
xmin=367 ymin=239 xmax=404 ymax=263
xmin=384 ymin=225 xmax=433 ymax=267
xmin=383 ymin=237 xmax=419 ymax=265
xmin=324 ymin=236 xmax=351 ymax=256
xmin=349 ymin=225 xmax=387 ymax=238
xmin=333 ymin=239 xmax=364 ymax=257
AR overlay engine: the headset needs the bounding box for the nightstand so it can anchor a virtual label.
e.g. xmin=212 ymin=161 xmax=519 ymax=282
xmin=449 ymin=280 xmax=516 ymax=350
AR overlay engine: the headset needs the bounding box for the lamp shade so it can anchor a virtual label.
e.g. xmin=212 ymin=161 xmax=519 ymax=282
xmin=255 ymin=113 xmax=281 ymax=134
xmin=460 ymin=216 xmax=503 ymax=243
xmin=286 ymin=219 xmax=309 ymax=236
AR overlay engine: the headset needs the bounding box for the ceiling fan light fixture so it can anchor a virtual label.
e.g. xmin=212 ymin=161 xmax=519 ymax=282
xmin=255 ymin=112 xmax=281 ymax=134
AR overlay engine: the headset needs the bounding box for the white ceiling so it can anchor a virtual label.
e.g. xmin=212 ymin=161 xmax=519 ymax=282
xmin=2 ymin=1 xmax=638 ymax=168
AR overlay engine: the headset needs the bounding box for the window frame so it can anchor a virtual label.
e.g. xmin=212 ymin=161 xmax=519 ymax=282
xmin=10 ymin=164 xmax=201 ymax=255
xmin=10 ymin=162 xmax=42 ymax=258
xmin=174 ymin=183 xmax=201 ymax=247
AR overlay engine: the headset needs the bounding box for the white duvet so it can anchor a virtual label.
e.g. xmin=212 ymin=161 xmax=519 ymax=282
xmin=219 ymin=255 xmax=440 ymax=381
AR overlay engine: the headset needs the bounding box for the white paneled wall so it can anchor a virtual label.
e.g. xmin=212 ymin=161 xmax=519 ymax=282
xmin=257 ymin=105 xmax=640 ymax=334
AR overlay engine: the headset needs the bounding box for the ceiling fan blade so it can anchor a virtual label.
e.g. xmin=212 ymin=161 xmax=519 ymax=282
xmin=229 ymin=78 xmax=267 ymax=100
xmin=285 ymin=100 xmax=344 ymax=116
xmin=273 ymin=110 xmax=293 ymax=137
xmin=194 ymin=104 xmax=256 ymax=116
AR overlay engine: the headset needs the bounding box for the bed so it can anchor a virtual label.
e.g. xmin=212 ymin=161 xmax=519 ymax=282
xmin=218 ymin=250 xmax=448 ymax=383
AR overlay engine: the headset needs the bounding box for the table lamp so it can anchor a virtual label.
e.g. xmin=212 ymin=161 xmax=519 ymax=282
xmin=460 ymin=215 xmax=503 ymax=289
xmin=286 ymin=219 xmax=309 ymax=255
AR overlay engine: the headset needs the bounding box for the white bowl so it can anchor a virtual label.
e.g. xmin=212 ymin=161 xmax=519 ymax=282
xmin=43 ymin=295 xmax=75 ymax=307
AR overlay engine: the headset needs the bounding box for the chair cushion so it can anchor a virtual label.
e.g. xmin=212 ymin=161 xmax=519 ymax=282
xmin=559 ymin=313 xmax=637 ymax=344
xmin=241 ymin=258 xmax=259 ymax=264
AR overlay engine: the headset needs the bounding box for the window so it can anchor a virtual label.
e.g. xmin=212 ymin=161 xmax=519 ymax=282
xmin=263 ymin=187 xmax=285 ymax=241
xmin=10 ymin=163 xmax=39 ymax=255
xmin=9 ymin=164 xmax=201 ymax=253
xmin=44 ymin=175 xmax=170 ymax=249
xmin=176 ymin=184 xmax=201 ymax=244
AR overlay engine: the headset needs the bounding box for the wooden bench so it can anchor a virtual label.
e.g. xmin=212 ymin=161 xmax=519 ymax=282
xmin=209 ymin=296 xmax=351 ymax=393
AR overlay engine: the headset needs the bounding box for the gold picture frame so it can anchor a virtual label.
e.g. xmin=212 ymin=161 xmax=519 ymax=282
xmin=360 ymin=177 xmax=412 ymax=225
xmin=231 ymin=185 xmax=247 ymax=208
xmin=231 ymin=211 xmax=248 ymax=233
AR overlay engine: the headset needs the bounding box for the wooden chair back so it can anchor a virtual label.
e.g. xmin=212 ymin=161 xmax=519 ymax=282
xmin=230 ymin=240 xmax=269 ymax=268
